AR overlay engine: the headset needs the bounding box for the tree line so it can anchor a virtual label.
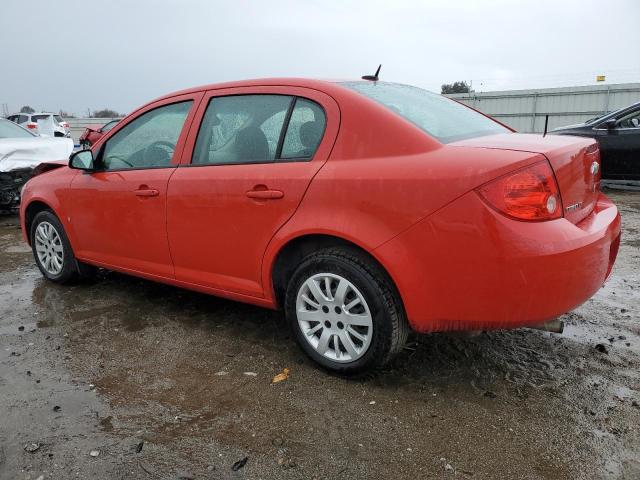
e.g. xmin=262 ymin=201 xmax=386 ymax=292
xmin=18 ymin=105 xmax=122 ymax=118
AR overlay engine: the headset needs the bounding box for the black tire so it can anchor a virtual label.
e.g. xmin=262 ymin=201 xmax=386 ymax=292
xmin=30 ymin=210 xmax=79 ymax=284
xmin=285 ymin=247 xmax=409 ymax=374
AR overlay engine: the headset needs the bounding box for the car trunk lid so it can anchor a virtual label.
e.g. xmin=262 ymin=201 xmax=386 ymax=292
xmin=451 ymin=133 xmax=600 ymax=224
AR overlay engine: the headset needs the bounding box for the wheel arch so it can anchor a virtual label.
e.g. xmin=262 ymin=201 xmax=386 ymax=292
xmin=269 ymin=233 xmax=405 ymax=312
xmin=24 ymin=200 xmax=56 ymax=245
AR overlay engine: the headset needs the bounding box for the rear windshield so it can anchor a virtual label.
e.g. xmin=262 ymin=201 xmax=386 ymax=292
xmin=31 ymin=114 xmax=52 ymax=122
xmin=342 ymin=82 xmax=510 ymax=143
xmin=0 ymin=119 xmax=36 ymax=138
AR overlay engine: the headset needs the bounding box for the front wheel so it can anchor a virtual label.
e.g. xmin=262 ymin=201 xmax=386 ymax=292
xmin=30 ymin=210 xmax=78 ymax=283
xmin=285 ymin=247 xmax=409 ymax=374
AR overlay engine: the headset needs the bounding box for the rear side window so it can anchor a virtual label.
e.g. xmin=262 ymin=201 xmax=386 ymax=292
xmin=18 ymin=115 xmax=28 ymax=123
xmin=192 ymin=94 xmax=327 ymax=165
xmin=343 ymin=81 xmax=509 ymax=143
xmin=192 ymin=95 xmax=293 ymax=165
xmin=280 ymin=98 xmax=326 ymax=159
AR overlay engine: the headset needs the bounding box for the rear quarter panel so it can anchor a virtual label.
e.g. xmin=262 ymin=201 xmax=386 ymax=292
xmin=273 ymin=147 xmax=548 ymax=249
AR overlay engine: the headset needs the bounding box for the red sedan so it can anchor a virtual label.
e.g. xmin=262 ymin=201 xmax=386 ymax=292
xmin=78 ymin=119 xmax=120 ymax=148
xmin=19 ymin=78 xmax=621 ymax=373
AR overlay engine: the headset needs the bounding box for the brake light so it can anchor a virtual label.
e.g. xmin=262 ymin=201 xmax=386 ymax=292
xmin=27 ymin=123 xmax=37 ymax=129
xmin=477 ymin=160 xmax=563 ymax=221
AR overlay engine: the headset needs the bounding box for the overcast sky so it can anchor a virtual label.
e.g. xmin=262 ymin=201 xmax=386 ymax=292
xmin=1 ymin=0 xmax=638 ymax=116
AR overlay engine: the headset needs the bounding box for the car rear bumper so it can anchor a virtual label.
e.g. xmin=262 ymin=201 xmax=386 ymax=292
xmin=375 ymin=191 xmax=621 ymax=332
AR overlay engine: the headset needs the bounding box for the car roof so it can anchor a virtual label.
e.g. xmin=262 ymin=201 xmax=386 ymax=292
xmin=8 ymin=112 xmax=56 ymax=117
xmin=154 ymin=78 xmax=352 ymax=103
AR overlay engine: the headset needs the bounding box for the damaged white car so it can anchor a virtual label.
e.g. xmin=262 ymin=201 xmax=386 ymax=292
xmin=0 ymin=118 xmax=73 ymax=213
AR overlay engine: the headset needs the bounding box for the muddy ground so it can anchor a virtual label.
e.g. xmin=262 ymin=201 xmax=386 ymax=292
xmin=1 ymin=191 xmax=639 ymax=480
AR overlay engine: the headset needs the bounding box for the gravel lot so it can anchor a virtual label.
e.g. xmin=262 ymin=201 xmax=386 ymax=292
xmin=1 ymin=191 xmax=639 ymax=480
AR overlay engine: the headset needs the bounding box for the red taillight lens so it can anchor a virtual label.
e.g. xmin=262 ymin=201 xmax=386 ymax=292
xmin=27 ymin=123 xmax=37 ymax=129
xmin=477 ymin=160 xmax=563 ymax=221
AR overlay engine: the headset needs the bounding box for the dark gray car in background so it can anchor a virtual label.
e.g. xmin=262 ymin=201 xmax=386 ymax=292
xmin=551 ymin=101 xmax=640 ymax=181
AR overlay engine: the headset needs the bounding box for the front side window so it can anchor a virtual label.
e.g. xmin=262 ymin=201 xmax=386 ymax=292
xmin=101 ymin=101 xmax=192 ymax=170
xmin=343 ymin=81 xmax=510 ymax=143
xmin=193 ymin=95 xmax=292 ymax=165
xmin=617 ymin=109 xmax=640 ymax=129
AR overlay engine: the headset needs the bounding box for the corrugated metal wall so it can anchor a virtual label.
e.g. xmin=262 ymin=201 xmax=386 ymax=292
xmin=446 ymin=83 xmax=640 ymax=133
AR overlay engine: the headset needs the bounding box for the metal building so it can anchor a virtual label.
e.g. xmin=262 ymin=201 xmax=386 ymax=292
xmin=446 ymin=82 xmax=640 ymax=133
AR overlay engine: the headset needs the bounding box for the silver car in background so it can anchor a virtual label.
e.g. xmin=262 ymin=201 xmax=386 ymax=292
xmin=6 ymin=112 xmax=71 ymax=137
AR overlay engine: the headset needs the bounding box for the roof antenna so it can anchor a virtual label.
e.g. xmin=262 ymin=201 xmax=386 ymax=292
xmin=543 ymin=114 xmax=549 ymax=137
xmin=362 ymin=64 xmax=382 ymax=81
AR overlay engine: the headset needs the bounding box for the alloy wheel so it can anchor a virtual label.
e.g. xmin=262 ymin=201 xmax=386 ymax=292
xmin=296 ymin=273 xmax=373 ymax=363
xmin=34 ymin=221 xmax=64 ymax=275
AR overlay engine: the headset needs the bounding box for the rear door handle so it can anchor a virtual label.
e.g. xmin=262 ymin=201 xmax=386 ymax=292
xmin=134 ymin=188 xmax=159 ymax=197
xmin=246 ymin=189 xmax=284 ymax=200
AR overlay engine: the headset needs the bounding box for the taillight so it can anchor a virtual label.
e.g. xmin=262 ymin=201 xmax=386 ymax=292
xmin=477 ymin=160 xmax=563 ymax=221
xmin=27 ymin=123 xmax=37 ymax=129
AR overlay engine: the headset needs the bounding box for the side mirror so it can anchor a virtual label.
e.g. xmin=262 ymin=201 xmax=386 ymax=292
xmin=603 ymin=118 xmax=617 ymax=130
xmin=69 ymin=149 xmax=95 ymax=170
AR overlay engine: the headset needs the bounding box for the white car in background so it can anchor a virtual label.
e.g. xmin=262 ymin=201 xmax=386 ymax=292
xmin=0 ymin=118 xmax=73 ymax=213
xmin=6 ymin=112 xmax=71 ymax=137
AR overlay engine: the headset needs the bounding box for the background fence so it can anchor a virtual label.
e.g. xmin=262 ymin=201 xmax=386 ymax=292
xmin=446 ymin=82 xmax=640 ymax=133
xmin=62 ymin=83 xmax=640 ymax=141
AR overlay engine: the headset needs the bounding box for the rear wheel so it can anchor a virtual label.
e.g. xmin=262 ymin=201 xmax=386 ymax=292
xmin=30 ymin=210 xmax=79 ymax=283
xmin=285 ymin=247 xmax=408 ymax=374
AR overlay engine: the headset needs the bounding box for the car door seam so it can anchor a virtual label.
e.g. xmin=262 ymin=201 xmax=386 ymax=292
xmin=165 ymin=92 xmax=206 ymax=276
xmin=258 ymin=97 xmax=343 ymax=296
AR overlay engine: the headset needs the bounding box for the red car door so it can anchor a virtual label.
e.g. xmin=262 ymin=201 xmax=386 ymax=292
xmin=69 ymin=94 xmax=202 ymax=277
xmin=166 ymin=86 xmax=339 ymax=298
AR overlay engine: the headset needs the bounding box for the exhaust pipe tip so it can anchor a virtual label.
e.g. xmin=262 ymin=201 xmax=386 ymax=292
xmin=529 ymin=319 xmax=564 ymax=334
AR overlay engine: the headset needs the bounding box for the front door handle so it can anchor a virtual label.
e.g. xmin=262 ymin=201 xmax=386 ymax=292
xmin=246 ymin=188 xmax=284 ymax=200
xmin=134 ymin=188 xmax=159 ymax=197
